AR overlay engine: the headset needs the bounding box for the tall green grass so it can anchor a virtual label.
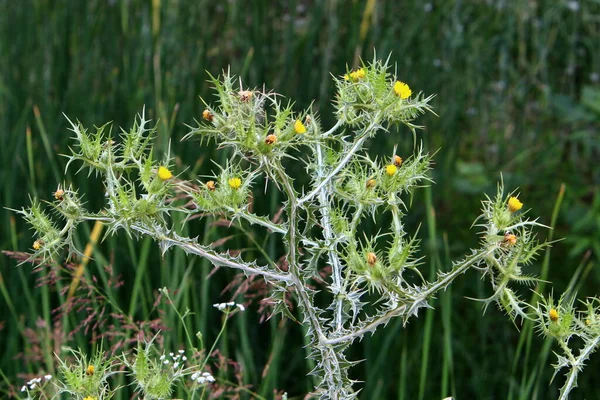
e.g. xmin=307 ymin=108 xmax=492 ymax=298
xmin=1 ymin=0 xmax=599 ymax=398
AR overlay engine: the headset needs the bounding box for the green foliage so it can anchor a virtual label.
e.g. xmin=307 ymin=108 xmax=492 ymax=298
xmin=127 ymin=342 xmax=181 ymax=400
xmin=56 ymin=348 xmax=118 ymax=399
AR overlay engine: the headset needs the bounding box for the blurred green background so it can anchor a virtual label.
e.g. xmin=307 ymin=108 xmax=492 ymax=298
xmin=1 ymin=0 xmax=600 ymax=399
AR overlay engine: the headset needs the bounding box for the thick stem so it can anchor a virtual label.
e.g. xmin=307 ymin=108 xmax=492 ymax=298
xmin=83 ymin=216 xmax=291 ymax=283
xmin=314 ymin=133 xmax=345 ymax=332
xmin=275 ymin=167 xmax=348 ymax=399
xmin=325 ymin=247 xmax=495 ymax=345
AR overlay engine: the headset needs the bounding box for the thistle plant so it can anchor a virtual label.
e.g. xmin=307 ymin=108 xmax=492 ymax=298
xmin=13 ymin=291 xmax=248 ymax=400
xmin=13 ymin=55 xmax=600 ymax=399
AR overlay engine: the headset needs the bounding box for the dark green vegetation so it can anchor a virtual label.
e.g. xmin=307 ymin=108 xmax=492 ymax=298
xmin=1 ymin=0 xmax=599 ymax=398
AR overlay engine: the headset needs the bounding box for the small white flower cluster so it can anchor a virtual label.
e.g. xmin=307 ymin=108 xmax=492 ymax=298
xmin=191 ymin=371 xmax=215 ymax=385
xmin=159 ymin=349 xmax=187 ymax=369
xmin=213 ymin=302 xmax=245 ymax=312
xmin=21 ymin=375 xmax=52 ymax=392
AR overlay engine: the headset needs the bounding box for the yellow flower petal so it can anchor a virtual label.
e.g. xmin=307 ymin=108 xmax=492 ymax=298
xmin=385 ymin=164 xmax=397 ymax=176
xmin=393 ymin=81 xmax=412 ymax=99
xmin=228 ymin=177 xmax=242 ymax=190
xmin=157 ymin=166 xmax=173 ymax=181
xmin=507 ymin=196 xmax=523 ymax=213
xmin=294 ymin=120 xmax=307 ymax=134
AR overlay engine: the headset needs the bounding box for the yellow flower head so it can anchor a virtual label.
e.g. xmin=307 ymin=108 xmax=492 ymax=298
xmin=83 ymin=397 xmax=96 ymax=400
xmin=228 ymin=177 xmax=242 ymax=190
xmin=157 ymin=166 xmax=173 ymax=181
xmin=206 ymin=180 xmax=216 ymax=191
xmin=393 ymin=81 xmax=412 ymax=99
xmin=507 ymin=196 xmax=523 ymax=213
xmin=385 ymin=164 xmax=398 ymax=177
xmin=549 ymin=308 xmax=559 ymax=322
xmin=294 ymin=120 xmax=307 ymax=134
xmin=343 ymin=68 xmax=366 ymax=82
xmin=86 ymin=365 xmax=95 ymax=376
xmin=366 ymin=179 xmax=376 ymax=189
xmin=33 ymin=240 xmax=42 ymax=250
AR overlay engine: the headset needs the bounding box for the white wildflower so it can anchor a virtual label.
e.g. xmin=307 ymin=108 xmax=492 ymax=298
xmin=178 ymin=349 xmax=185 ymax=354
xmin=567 ymin=1 xmax=579 ymax=11
xmin=21 ymin=386 xmax=27 ymax=392
xmin=44 ymin=375 xmax=52 ymax=380
xmin=237 ymin=304 xmax=245 ymax=311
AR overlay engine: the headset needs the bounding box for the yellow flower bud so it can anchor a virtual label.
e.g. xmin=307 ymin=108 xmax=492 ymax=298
xmin=366 ymin=179 xmax=376 ymax=189
xmin=33 ymin=240 xmax=42 ymax=250
xmin=385 ymin=164 xmax=397 ymax=176
xmin=549 ymin=308 xmax=559 ymax=322
xmin=344 ymin=68 xmax=366 ymax=82
xmin=228 ymin=177 xmax=242 ymax=190
xmin=157 ymin=166 xmax=173 ymax=181
xmin=206 ymin=181 xmax=216 ymax=191
xmin=86 ymin=365 xmax=95 ymax=376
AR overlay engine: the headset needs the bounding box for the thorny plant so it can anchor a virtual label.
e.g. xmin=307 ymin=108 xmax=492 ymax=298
xmin=12 ymin=56 xmax=600 ymax=399
xmin=15 ymin=292 xmax=253 ymax=400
